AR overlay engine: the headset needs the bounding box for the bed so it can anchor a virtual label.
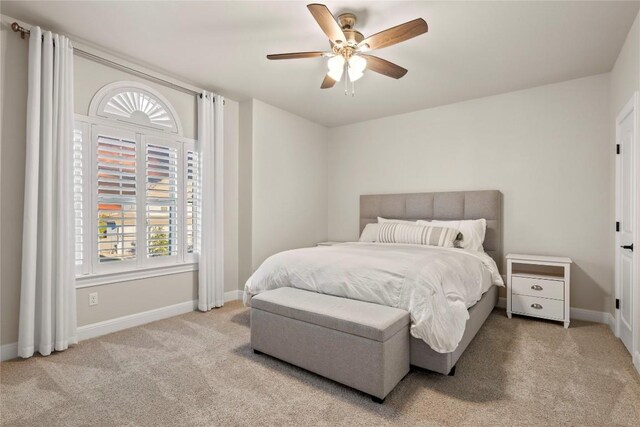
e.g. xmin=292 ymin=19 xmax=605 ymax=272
xmin=360 ymin=190 xmax=502 ymax=373
xmin=245 ymin=190 xmax=503 ymax=375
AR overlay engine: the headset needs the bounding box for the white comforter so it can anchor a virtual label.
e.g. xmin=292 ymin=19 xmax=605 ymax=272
xmin=243 ymin=242 xmax=504 ymax=353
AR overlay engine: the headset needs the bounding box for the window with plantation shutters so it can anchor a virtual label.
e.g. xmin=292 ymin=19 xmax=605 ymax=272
xmin=145 ymin=140 xmax=179 ymax=259
xmin=96 ymin=128 xmax=138 ymax=264
xmin=74 ymin=82 xmax=197 ymax=281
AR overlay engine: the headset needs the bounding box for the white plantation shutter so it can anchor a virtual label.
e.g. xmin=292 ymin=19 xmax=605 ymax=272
xmin=185 ymin=148 xmax=199 ymax=255
xmin=95 ymin=128 xmax=137 ymax=264
xmin=73 ymin=128 xmax=85 ymax=267
xmin=145 ymin=140 xmax=179 ymax=258
xmin=74 ymin=118 xmax=197 ymax=278
xmin=73 ymin=121 xmax=91 ymax=275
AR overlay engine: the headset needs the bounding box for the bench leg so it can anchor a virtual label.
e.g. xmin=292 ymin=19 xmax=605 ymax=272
xmin=448 ymin=365 xmax=456 ymax=376
xmin=371 ymin=396 xmax=385 ymax=404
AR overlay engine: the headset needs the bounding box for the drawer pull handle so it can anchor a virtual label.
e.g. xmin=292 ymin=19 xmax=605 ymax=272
xmin=531 ymin=285 xmax=543 ymax=291
xmin=531 ymin=303 xmax=543 ymax=310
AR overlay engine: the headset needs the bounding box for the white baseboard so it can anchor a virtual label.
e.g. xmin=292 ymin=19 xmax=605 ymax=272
xmin=607 ymin=313 xmax=616 ymax=333
xmin=225 ymin=289 xmax=243 ymax=302
xmin=79 ymin=290 xmax=242 ymax=341
xmin=570 ymin=306 xmax=613 ymax=325
xmin=0 ymin=342 xmax=18 ymax=362
xmin=77 ymin=299 xmax=199 ymax=341
xmin=498 ymin=297 xmax=615 ymax=328
xmin=1 ymin=289 xmax=243 ymax=362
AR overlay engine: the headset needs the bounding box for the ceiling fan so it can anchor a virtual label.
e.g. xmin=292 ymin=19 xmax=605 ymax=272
xmin=267 ymin=3 xmax=428 ymax=93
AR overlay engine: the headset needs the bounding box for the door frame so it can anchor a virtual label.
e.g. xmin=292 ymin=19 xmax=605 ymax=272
xmin=615 ymin=91 xmax=639 ymax=372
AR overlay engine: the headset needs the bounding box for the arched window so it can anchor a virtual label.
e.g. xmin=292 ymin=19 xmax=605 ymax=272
xmin=88 ymin=81 xmax=183 ymax=134
xmin=75 ymin=81 xmax=197 ymax=282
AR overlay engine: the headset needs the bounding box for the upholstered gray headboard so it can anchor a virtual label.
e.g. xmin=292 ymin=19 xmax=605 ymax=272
xmin=360 ymin=190 xmax=503 ymax=267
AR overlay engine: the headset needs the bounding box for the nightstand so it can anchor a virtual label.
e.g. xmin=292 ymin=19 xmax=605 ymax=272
xmin=316 ymin=241 xmax=344 ymax=246
xmin=506 ymin=253 xmax=572 ymax=328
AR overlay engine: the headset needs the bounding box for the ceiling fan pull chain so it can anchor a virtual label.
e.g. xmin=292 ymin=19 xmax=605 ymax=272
xmin=344 ymin=62 xmax=348 ymax=96
xmin=349 ymin=62 xmax=355 ymax=96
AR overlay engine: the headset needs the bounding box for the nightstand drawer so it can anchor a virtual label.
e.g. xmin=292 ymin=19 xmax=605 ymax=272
xmin=512 ymin=276 xmax=564 ymax=300
xmin=512 ymin=295 xmax=564 ymax=320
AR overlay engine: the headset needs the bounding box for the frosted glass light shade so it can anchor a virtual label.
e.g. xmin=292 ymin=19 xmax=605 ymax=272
xmin=349 ymin=55 xmax=367 ymax=72
xmin=328 ymin=68 xmax=343 ymax=82
xmin=348 ymin=68 xmax=364 ymax=82
xmin=327 ymin=55 xmax=345 ymax=81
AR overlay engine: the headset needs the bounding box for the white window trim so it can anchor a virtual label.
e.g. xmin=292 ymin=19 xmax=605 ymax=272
xmin=76 ymin=263 xmax=198 ymax=288
xmin=75 ymin=113 xmax=198 ymax=288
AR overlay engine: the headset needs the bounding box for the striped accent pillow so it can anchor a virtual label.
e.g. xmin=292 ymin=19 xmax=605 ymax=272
xmin=376 ymin=222 xmax=459 ymax=248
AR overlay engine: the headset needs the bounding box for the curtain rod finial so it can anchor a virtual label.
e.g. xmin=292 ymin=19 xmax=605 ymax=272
xmin=11 ymin=22 xmax=29 ymax=39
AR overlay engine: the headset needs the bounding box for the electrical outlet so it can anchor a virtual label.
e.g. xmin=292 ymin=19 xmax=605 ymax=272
xmin=89 ymin=292 xmax=98 ymax=306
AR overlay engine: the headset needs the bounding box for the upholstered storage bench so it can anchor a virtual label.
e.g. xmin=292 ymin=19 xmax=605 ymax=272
xmin=250 ymin=288 xmax=410 ymax=402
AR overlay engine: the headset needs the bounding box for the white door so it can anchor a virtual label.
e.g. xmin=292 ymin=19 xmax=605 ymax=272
xmin=616 ymin=94 xmax=637 ymax=356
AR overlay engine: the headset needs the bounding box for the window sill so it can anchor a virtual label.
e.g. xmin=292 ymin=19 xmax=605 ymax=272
xmin=75 ymin=263 xmax=198 ymax=288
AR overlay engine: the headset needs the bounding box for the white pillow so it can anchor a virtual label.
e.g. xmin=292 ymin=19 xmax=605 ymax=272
xmin=418 ymin=219 xmax=486 ymax=252
xmin=377 ymin=216 xmax=416 ymax=224
xmin=377 ymin=222 xmax=459 ymax=248
xmin=359 ymin=223 xmax=379 ymax=242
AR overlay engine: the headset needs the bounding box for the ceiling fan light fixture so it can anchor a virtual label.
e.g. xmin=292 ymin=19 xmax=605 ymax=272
xmin=347 ymin=68 xmax=364 ymax=82
xmin=348 ymin=55 xmax=367 ymax=72
xmin=327 ymin=55 xmax=345 ymax=81
xmin=328 ymin=68 xmax=344 ymax=82
xmin=346 ymin=55 xmax=366 ymax=82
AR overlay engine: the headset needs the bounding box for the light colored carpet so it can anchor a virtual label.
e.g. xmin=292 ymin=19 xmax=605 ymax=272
xmin=1 ymin=301 xmax=639 ymax=426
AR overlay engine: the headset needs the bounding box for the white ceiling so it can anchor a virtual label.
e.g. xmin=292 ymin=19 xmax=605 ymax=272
xmin=2 ymin=1 xmax=639 ymax=127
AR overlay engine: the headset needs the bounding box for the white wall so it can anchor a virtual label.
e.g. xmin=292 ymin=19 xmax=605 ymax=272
xmin=238 ymin=100 xmax=253 ymax=286
xmin=611 ymin=13 xmax=640 ymax=117
xmin=250 ymin=99 xmax=328 ymax=270
xmin=0 ymin=20 xmax=240 ymax=345
xmin=224 ymin=99 xmax=240 ymax=299
xmin=0 ymin=20 xmax=28 ymax=346
xmin=327 ymin=74 xmax=612 ymax=313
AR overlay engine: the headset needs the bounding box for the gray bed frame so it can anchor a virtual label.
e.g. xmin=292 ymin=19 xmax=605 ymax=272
xmin=360 ymin=190 xmax=503 ymax=375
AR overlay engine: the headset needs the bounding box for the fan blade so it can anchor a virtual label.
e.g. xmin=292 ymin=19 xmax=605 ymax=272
xmin=307 ymin=4 xmax=347 ymax=45
xmin=267 ymin=51 xmax=326 ymax=60
xmin=359 ymin=18 xmax=428 ymax=51
xmin=360 ymin=54 xmax=408 ymax=79
xmin=321 ymin=74 xmax=336 ymax=89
